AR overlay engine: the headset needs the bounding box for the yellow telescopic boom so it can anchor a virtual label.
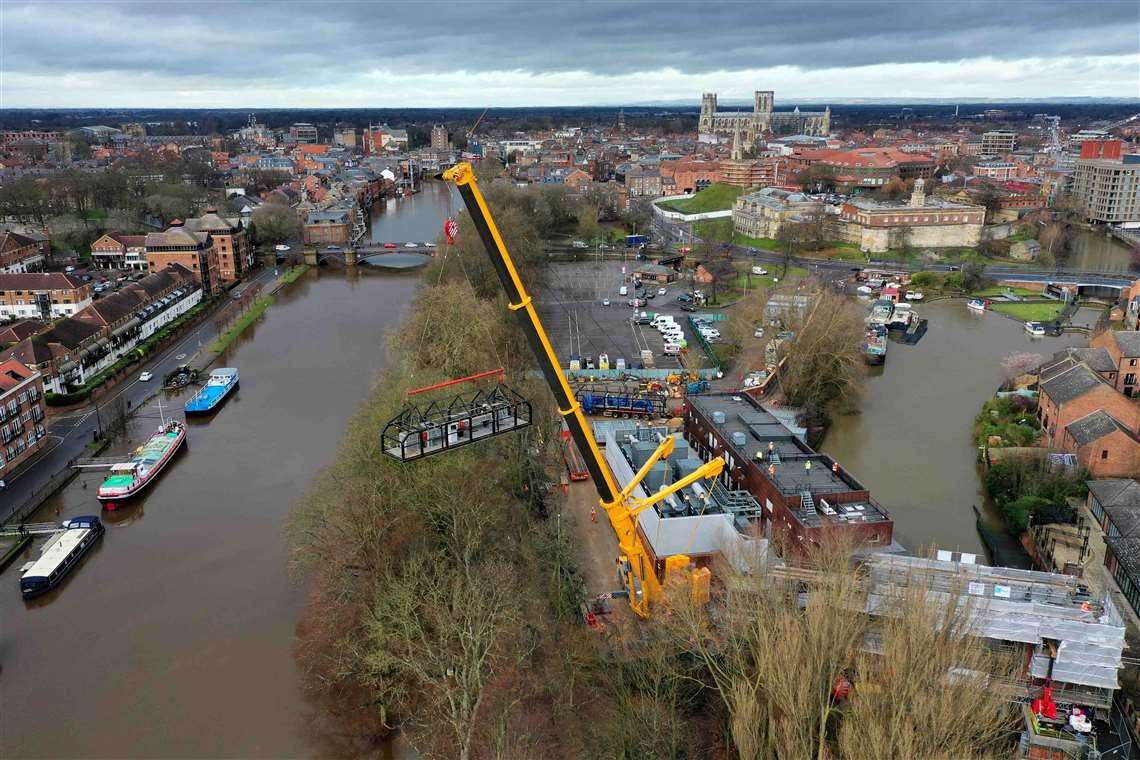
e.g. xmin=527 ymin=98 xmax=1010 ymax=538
xmin=440 ymin=163 xmax=725 ymax=618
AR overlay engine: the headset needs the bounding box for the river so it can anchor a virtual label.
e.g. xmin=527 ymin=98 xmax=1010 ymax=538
xmin=1 ymin=193 xmax=443 ymax=758
xmin=1066 ymin=228 xmax=1132 ymax=272
xmin=822 ymin=299 xmax=1087 ymax=557
xmin=369 ymin=181 xmax=457 ymax=245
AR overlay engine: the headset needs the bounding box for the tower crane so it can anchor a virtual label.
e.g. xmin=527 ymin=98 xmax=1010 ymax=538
xmin=439 ymin=162 xmax=725 ymax=619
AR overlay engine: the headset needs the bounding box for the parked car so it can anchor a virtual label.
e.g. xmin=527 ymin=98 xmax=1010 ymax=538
xmin=602 ymin=298 xmax=610 ymax=306
xmin=657 ymin=287 xmax=667 ymax=296
xmin=751 ymin=266 xmax=768 ymax=276
xmin=64 ymin=265 xmax=76 ymax=273
xmin=326 ymin=245 xmax=342 ymax=251
xmin=139 ymin=371 xmax=153 ymax=382
xmin=630 ymin=315 xmax=651 ymax=325
xmin=754 ymin=327 xmax=765 ymax=338
xmin=274 ymin=244 xmax=291 ymax=252
xmin=777 ymin=330 xmax=795 ymax=340
xmin=680 ymin=303 xmax=696 ymax=312
xmin=619 ymin=285 xmax=628 ymax=296
xmin=676 ymin=294 xmax=693 ymax=303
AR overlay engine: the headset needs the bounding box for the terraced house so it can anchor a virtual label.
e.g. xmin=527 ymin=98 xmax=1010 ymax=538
xmin=0 ymin=231 xmax=46 ymax=274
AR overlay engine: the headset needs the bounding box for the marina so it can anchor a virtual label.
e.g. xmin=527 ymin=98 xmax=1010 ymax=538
xmin=184 ymin=367 xmax=239 ymax=415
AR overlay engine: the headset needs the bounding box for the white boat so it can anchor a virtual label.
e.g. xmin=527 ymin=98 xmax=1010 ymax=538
xmin=1025 ymin=321 xmax=1046 ymax=336
xmin=404 ymin=242 xmax=419 ymax=248
xmin=905 ymin=291 xmax=924 ymax=301
xmin=967 ymin=299 xmax=987 ymax=313
xmin=19 ymin=516 xmax=105 ymax=597
xmin=856 ymin=285 xmax=875 ymax=295
xmin=424 ymin=242 xmax=437 ymax=248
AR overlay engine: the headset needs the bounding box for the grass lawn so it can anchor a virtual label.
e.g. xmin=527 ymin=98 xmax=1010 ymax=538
xmin=990 ymin=301 xmax=1064 ymax=321
xmin=657 ymin=183 xmax=746 ymax=214
xmin=972 ymin=286 xmax=1039 ymax=297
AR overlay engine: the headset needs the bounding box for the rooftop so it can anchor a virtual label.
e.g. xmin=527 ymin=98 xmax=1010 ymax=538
xmin=1040 ymin=363 xmax=1110 ymax=405
xmin=687 ymin=393 xmax=890 ymax=526
xmin=1064 ymin=409 xmax=1135 ymax=446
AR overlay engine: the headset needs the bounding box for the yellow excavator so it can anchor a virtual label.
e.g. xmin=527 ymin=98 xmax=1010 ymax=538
xmin=439 ymin=162 xmax=725 ymax=619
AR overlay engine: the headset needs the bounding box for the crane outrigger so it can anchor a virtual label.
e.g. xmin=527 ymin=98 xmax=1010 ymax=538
xmin=438 ymin=162 xmax=725 ymax=618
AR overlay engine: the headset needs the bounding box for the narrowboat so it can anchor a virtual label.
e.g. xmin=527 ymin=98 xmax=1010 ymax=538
xmin=862 ymin=325 xmax=888 ymax=365
xmin=184 ymin=368 xmax=239 ymax=415
xmin=19 ymin=516 xmax=104 ymax=598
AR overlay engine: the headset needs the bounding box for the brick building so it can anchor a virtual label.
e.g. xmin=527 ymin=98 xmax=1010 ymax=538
xmin=624 ymin=169 xmax=663 ymax=198
xmin=733 ymin=187 xmax=823 ymax=239
xmin=184 ymin=209 xmax=252 ymax=282
xmin=1037 ymin=360 xmax=1139 ymax=451
xmin=0 ymin=357 xmax=47 ymax=479
xmin=0 ymin=273 xmax=92 ymax=321
xmin=144 ymin=222 xmax=218 ymax=295
xmin=0 ymin=231 xmax=46 ymax=274
xmin=1073 ymin=140 xmax=1140 ymax=224
xmin=90 ymin=233 xmax=148 ymax=270
xmin=838 ymin=179 xmax=985 ymax=253
xmin=1090 ymin=331 xmax=1140 ymax=396
xmin=303 ymin=211 xmax=351 ymax=245
xmin=684 ymin=393 xmax=896 ymax=552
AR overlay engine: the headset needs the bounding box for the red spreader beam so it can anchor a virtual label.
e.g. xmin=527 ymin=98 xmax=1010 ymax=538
xmin=406 ymin=368 xmax=506 ymax=397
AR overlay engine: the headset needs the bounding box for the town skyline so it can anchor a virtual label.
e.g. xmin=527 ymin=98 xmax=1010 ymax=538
xmin=1 ymin=0 xmax=1137 ymax=108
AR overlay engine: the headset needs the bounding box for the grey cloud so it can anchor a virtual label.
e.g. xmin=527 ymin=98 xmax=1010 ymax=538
xmin=2 ymin=0 xmax=1137 ymax=83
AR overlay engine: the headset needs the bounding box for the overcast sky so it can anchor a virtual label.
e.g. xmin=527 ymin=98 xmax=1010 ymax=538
xmin=2 ymin=0 xmax=1138 ymax=108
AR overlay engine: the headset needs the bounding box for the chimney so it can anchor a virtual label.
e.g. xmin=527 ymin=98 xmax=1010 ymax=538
xmin=206 ymin=206 xmax=218 ymax=214
xmin=169 ymin=218 xmax=184 ymax=227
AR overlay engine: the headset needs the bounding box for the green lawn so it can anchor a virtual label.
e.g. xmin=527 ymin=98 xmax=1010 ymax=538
xmin=657 ymin=183 xmax=746 ymax=214
xmin=972 ymin=286 xmax=1039 ymax=298
xmin=990 ymin=302 xmax=1064 ymax=321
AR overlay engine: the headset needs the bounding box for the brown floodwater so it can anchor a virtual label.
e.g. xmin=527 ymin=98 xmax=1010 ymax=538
xmin=1 ymin=267 xmax=419 ymax=758
xmin=822 ymin=299 xmax=1087 ymax=556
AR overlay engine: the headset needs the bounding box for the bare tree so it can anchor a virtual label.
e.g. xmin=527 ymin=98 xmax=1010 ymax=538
xmin=364 ymin=557 xmax=526 ymax=760
xmin=667 ymin=541 xmax=1019 ymax=760
xmin=778 ymin=287 xmax=865 ymax=423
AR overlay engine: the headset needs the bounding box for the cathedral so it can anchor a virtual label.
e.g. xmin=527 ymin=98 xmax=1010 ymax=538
xmin=698 ymin=90 xmax=831 ymax=141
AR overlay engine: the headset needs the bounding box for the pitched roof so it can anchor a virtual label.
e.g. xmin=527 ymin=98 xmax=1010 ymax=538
xmin=1105 ymin=534 xmax=1140 ymax=580
xmin=0 ymin=273 xmax=84 ymax=291
xmin=145 ymin=226 xmax=209 ymax=249
xmin=1039 ymin=363 xmax=1109 ymax=405
xmin=0 ymin=231 xmax=38 ymax=253
xmin=0 ymin=357 xmax=36 ymax=392
xmin=1064 ymin=347 xmax=1117 ymax=374
xmin=0 ymin=319 xmax=48 ymax=344
xmin=1110 ymin=331 xmax=1140 ymax=358
xmin=39 ymin=317 xmax=101 ymax=350
xmin=1087 ymin=478 xmax=1137 ymax=507
xmin=0 ymin=336 xmax=54 ymax=367
xmin=1065 ymin=410 xmax=1136 ymax=446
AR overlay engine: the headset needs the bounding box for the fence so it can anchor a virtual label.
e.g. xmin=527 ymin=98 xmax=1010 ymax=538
xmin=2 ymin=463 xmax=81 ymax=526
xmin=687 ymin=315 xmax=723 ymax=370
xmin=564 ymin=367 xmax=721 ymax=381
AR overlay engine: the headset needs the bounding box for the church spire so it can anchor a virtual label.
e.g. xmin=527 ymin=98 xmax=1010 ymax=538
xmin=731 ymin=128 xmax=743 ymax=161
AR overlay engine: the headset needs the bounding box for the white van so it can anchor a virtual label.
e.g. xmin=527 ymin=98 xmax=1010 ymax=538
xmin=751 ymin=266 xmax=768 ymax=275
xmin=663 ymin=343 xmax=682 ymax=356
xmin=652 ymin=314 xmax=675 ymax=328
xmin=619 ymin=285 xmax=628 ymax=296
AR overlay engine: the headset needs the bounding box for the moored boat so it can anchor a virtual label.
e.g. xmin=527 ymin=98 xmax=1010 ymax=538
xmin=862 ymin=325 xmax=888 ymax=365
xmin=184 ymin=368 xmax=239 ymax=415
xmin=19 ymin=516 xmax=104 ymax=598
xmin=97 ymin=421 xmax=186 ymax=505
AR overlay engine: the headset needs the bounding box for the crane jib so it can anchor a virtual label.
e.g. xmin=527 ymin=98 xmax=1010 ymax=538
xmin=453 ymin=180 xmax=619 ymax=505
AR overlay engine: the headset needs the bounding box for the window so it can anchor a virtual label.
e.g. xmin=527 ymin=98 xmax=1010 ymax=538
xmin=1102 ymin=450 xmax=1110 ymax=460
xmin=1126 ymin=373 xmax=1136 ymax=385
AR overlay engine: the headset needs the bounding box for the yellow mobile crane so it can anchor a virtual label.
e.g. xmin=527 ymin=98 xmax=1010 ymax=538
xmin=439 ymin=162 xmax=725 ymax=619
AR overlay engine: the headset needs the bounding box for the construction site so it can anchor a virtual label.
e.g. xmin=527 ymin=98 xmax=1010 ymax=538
xmin=381 ymin=163 xmax=1135 ymax=759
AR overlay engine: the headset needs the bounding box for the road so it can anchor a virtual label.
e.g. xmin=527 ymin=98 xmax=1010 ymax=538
xmin=2 ymin=264 xmax=277 ymax=524
xmin=649 ymin=214 xmax=1138 ymax=286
